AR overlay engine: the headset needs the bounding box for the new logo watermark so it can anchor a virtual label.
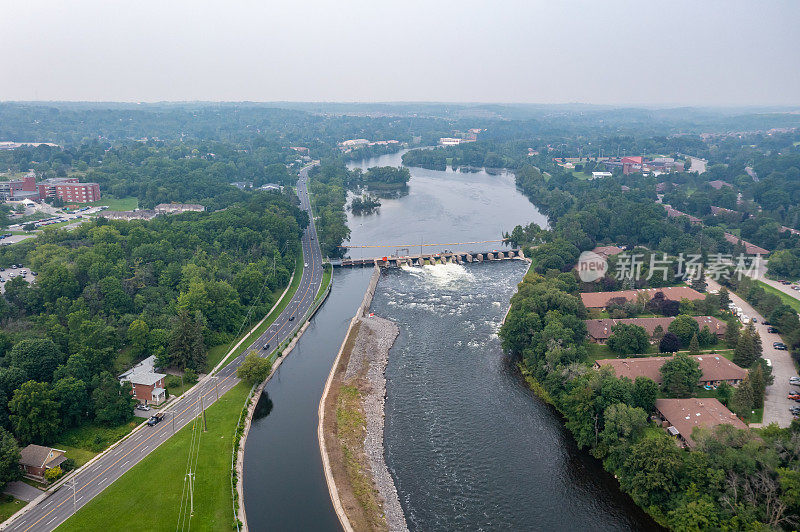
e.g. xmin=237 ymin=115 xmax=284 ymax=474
xmin=576 ymin=251 xmax=608 ymax=282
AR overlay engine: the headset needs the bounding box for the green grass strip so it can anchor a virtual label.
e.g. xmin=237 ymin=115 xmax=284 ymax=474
xmin=58 ymin=382 xmax=251 ymax=532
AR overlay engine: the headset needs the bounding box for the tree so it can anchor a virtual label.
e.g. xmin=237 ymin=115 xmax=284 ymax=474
xmin=600 ymin=403 xmax=648 ymax=469
xmin=659 ymin=332 xmax=681 ymax=353
xmin=689 ymin=333 xmax=700 ymax=354
xmin=607 ymin=324 xmax=650 ymax=355
xmin=0 ymin=428 xmax=20 ymax=489
xmin=127 ymin=319 xmax=150 ymax=358
xmin=718 ymin=287 xmax=731 ymax=310
xmin=92 ymin=373 xmax=136 ymax=426
xmin=733 ymin=322 xmax=761 ymax=368
xmin=7 ymin=338 xmax=63 ymax=382
xmin=716 ymin=381 xmax=733 ymax=406
xmin=631 ymin=377 xmax=658 ymax=412
xmin=53 ymin=377 xmax=90 ymax=429
xmin=725 ymin=317 xmax=740 ymax=348
xmin=9 ymin=381 xmax=61 ymax=444
xmin=660 ymin=353 xmax=701 ymax=398
xmin=237 ymin=352 xmax=272 ymax=385
xmin=729 ymin=377 xmax=755 ymax=422
xmin=668 ymin=315 xmax=701 ymax=347
xmin=652 ymin=325 xmax=665 ymax=344
xmin=618 ymin=435 xmax=684 ymax=508
xmin=44 ymin=465 xmax=63 ymax=483
xmin=167 ymin=309 xmax=207 ymax=371
xmin=749 ymin=363 xmax=767 ymax=408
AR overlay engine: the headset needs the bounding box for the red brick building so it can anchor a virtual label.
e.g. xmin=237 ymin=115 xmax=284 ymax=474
xmin=37 ymin=178 xmax=101 ymax=203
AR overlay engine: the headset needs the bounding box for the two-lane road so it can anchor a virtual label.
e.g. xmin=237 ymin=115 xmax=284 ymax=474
xmin=5 ymin=166 xmax=323 ymax=532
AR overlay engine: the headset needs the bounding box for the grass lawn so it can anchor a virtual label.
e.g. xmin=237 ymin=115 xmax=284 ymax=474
xmin=315 ymin=263 xmax=332 ymax=303
xmin=208 ymin=256 xmax=303 ymax=373
xmin=58 ymin=382 xmax=251 ymax=532
xmin=755 ymin=280 xmax=800 ymax=313
xmin=0 ymin=495 xmax=26 ymax=523
xmin=54 ymin=418 xmax=139 ymax=454
xmin=77 ymin=197 xmax=139 ymax=211
xmin=58 ymin=445 xmax=97 ymax=468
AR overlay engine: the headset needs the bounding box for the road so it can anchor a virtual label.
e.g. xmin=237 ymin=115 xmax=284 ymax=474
xmin=749 ymin=260 xmax=800 ymax=305
xmin=707 ymin=277 xmax=796 ymax=428
xmin=4 ymin=165 xmax=324 ymax=531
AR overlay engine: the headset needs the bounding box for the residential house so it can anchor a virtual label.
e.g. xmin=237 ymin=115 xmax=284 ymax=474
xmin=654 ymin=398 xmax=748 ymax=447
xmin=19 ymin=445 xmax=67 ymax=480
xmin=595 ymin=355 xmax=747 ymax=388
xmin=586 ymin=316 xmax=727 ymax=343
xmin=580 ymin=287 xmax=706 ymax=310
xmin=119 ymin=355 xmax=167 ymax=405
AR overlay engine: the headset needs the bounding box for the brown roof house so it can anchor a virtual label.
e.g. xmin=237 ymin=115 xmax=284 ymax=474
xmin=655 ymin=398 xmax=748 ymax=447
xmin=723 ymin=233 xmax=769 ymax=255
xmin=595 ymin=354 xmax=747 ymax=387
xmin=580 ymin=287 xmax=706 ymax=310
xmin=586 ymin=316 xmax=727 ymax=343
xmin=19 ymin=444 xmax=67 ymax=481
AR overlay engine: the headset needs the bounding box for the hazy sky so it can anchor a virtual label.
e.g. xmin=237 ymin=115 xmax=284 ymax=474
xmin=2 ymin=0 xmax=798 ymax=106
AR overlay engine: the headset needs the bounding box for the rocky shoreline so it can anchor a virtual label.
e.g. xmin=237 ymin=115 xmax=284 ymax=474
xmin=343 ymin=314 xmax=408 ymax=531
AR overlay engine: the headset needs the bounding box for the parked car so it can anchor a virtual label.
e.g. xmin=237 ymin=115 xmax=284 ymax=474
xmin=788 ymin=394 xmax=800 ymax=401
xmin=146 ymin=412 xmax=165 ymax=426
xmin=790 ymin=377 xmax=800 ymax=384
xmin=768 ymin=326 xmax=779 ymax=333
xmin=774 ymin=342 xmax=788 ymax=350
xmin=752 ymin=318 xmax=757 ymax=323
xmin=135 ymin=404 xmax=151 ymax=411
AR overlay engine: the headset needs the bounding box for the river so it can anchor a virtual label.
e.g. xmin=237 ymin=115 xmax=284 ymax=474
xmin=243 ymin=151 xmax=655 ymax=531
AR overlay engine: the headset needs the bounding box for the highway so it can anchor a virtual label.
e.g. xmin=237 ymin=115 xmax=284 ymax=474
xmin=4 ymin=165 xmax=324 ymax=531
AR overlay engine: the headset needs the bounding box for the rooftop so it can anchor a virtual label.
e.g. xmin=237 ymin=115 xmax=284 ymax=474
xmin=580 ymin=287 xmax=706 ymax=309
xmin=595 ymin=354 xmax=747 ymax=386
xmin=19 ymin=444 xmax=65 ymax=468
xmin=655 ymin=397 xmax=748 ymax=447
xmin=586 ymin=316 xmax=726 ymax=340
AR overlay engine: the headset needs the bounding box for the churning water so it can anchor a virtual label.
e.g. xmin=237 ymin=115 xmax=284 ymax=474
xmin=373 ymin=260 xmax=657 ymax=531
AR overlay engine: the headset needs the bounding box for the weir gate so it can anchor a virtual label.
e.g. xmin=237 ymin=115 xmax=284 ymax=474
xmin=331 ymin=248 xmax=524 ymax=268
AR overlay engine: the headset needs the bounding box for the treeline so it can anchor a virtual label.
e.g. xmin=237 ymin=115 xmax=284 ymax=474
xmin=351 ymin=166 xmax=411 ymax=191
xmin=0 ymin=140 xmax=298 ymax=209
xmin=0 ymin=193 xmax=305 ymax=486
xmin=309 ymin=163 xmax=351 ymax=258
xmin=401 ymin=143 xmax=520 ymax=170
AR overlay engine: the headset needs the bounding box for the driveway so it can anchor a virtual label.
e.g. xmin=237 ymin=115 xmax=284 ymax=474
xmin=708 ymin=277 xmax=796 ymax=427
xmin=4 ymin=481 xmax=43 ymax=502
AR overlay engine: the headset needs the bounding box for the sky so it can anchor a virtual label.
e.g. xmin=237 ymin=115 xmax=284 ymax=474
xmin=1 ymin=0 xmax=799 ymax=106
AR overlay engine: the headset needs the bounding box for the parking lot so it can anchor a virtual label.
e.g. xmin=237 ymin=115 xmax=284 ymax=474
xmin=709 ymin=277 xmax=797 ymax=427
xmin=0 ymin=265 xmax=35 ymax=293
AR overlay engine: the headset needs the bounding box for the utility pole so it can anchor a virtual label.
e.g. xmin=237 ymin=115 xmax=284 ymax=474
xmin=187 ymin=472 xmax=195 ymax=516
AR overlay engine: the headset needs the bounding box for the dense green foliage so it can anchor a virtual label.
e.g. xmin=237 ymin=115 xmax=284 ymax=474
xmin=501 ymin=270 xmax=799 ymax=529
xmin=0 ymin=192 xmax=304 ymax=455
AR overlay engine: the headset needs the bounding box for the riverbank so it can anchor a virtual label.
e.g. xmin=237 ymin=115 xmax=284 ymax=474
xmin=318 ymin=267 xmax=407 ymax=531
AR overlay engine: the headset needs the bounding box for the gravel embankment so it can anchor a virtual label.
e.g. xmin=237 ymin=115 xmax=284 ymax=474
xmin=344 ymin=315 xmax=408 ymax=532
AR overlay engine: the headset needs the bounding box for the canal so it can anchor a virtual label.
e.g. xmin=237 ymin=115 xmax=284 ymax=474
xmin=243 ymin=151 xmax=655 ymax=530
